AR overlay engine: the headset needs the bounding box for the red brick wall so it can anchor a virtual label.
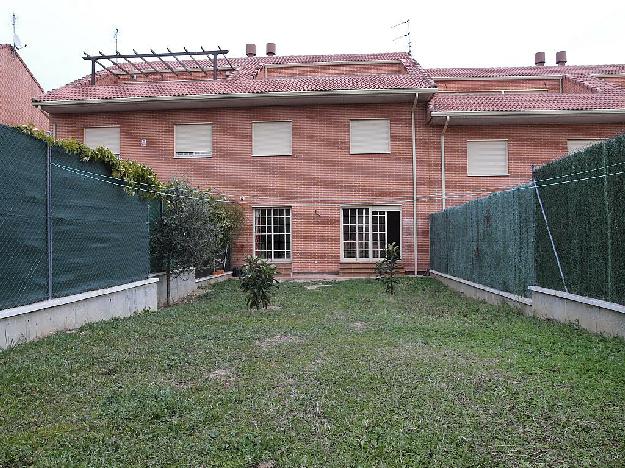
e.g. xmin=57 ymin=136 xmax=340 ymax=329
xmin=562 ymin=76 xmax=593 ymax=94
xmin=0 ymin=46 xmax=48 ymax=129
xmin=51 ymin=102 xmax=421 ymax=275
xmin=50 ymin=105 xmax=625 ymax=275
xmin=600 ymin=76 xmax=625 ymax=89
xmin=434 ymin=78 xmax=561 ymax=93
xmin=263 ymin=62 xmax=406 ymax=79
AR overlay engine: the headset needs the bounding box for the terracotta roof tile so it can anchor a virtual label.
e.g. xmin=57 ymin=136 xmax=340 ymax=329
xmin=427 ymin=64 xmax=625 ymax=78
xmin=429 ymin=92 xmax=625 ymax=113
xmin=40 ymin=52 xmax=435 ymax=102
xmin=427 ymin=64 xmax=625 ymax=113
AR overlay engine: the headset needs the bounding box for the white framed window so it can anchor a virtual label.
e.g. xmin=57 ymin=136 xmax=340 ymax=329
xmin=467 ymin=140 xmax=508 ymax=176
xmin=253 ymin=207 xmax=292 ymax=261
xmin=341 ymin=206 xmax=401 ymax=261
xmin=84 ymin=127 xmax=120 ymax=155
xmin=252 ymin=121 xmax=292 ymax=156
xmin=174 ymin=123 xmax=212 ymax=158
xmin=350 ymin=119 xmax=391 ymax=154
xmin=567 ymin=139 xmax=604 ymax=154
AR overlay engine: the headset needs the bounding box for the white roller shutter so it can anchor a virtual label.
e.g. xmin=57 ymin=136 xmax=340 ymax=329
xmin=175 ymin=124 xmax=212 ymax=157
xmin=467 ymin=140 xmax=508 ymax=176
xmin=350 ymin=119 xmax=391 ymax=154
xmin=252 ymin=121 xmax=292 ymax=156
xmin=84 ymin=127 xmax=120 ymax=155
xmin=567 ymin=139 xmax=603 ymax=154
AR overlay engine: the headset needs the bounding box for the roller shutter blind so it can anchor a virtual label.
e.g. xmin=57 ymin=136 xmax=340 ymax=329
xmin=175 ymin=124 xmax=212 ymax=157
xmin=84 ymin=127 xmax=120 ymax=155
xmin=567 ymin=139 xmax=603 ymax=154
xmin=467 ymin=140 xmax=508 ymax=176
xmin=252 ymin=121 xmax=292 ymax=156
xmin=350 ymin=119 xmax=391 ymax=154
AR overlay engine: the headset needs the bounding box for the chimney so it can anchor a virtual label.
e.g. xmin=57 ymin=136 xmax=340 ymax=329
xmin=246 ymin=43 xmax=256 ymax=57
xmin=556 ymin=50 xmax=567 ymax=66
xmin=534 ymin=51 xmax=546 ymax=66
xmin=266 ymin=42 xmax=276 ymax=56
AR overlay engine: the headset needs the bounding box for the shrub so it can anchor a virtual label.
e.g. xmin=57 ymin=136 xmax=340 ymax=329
xmin=375 ymin=242 xmax=400 ymax=294
xmin=239 ymin=256 xmax=278 ymax=310
xmin=150 ymin=180 xmax=242 ymax=305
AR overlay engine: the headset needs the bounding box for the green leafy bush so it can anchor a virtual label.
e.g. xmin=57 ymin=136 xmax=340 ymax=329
xmin=375 ymin=242 xmax=400 ymax=294
xmin=239 ymin=256 xmax=278 ymax=310
xmin=16 ymin=124 xmax=163 ymax=198
xmin=150 ymin=180 xmax=242 ymax=305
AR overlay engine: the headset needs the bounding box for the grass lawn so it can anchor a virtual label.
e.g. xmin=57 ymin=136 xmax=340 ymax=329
xmin=1 ymin=278 xmax=625 ymax=466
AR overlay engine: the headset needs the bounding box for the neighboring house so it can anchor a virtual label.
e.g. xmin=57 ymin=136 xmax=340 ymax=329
xmin=33 ymin=46 xmax=625 ymax=276
xmin=0 ymin=44 xmax=47 ymax=128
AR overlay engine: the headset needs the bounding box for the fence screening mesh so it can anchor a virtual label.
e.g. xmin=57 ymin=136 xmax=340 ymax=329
xmin=534 ymin=135 xmax=625 ymax=304
xmin=430 ymin=186 xmax=536 ymax=297
xmin=0 ymin=125 xmax=151 ymax=310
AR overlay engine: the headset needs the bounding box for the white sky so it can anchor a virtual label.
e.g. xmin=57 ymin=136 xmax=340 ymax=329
xmin=2 ymin=0 xmax=624 ymax=91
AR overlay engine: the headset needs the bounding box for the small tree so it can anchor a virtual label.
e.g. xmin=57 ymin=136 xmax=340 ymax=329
xmin=150 ymin=180 xmax=242 ymax=305
xmin=375 ymin=242 xmax=400 ymax=294
xmin=239 ymin=256 xmax=278 ymax=310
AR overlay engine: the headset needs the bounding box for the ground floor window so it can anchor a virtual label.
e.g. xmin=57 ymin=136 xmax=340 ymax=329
xmin=254 ymin=207 xmax=291 ymax=261
xmin=341 ymin=207 xmax=401 ymax=260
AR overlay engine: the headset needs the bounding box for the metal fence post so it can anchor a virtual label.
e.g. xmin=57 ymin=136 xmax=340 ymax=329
xmin=46 ymin=142 xmax=52 ymax=299
xmin=603 ymin=143 xmax=613 ymax=301
xmin=533 ymin=175 xmax=568 ymax=294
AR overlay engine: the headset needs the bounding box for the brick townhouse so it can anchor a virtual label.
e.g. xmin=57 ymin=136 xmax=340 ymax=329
xmin=0 ymin=44 xmax=48 ymax=128
xmin=34 ymin=46 xmax=625 ymax=276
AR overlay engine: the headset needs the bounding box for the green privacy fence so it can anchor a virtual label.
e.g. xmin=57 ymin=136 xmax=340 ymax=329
xmin=534 ymin=135 xmax=625 ymax=304
xmin=0 ymin=125 xmax=150 ymax=310
xmin=430 ymin=186 xmax=536 ymax=297
xmin=430 ymin=133 xmax=625 ymax=304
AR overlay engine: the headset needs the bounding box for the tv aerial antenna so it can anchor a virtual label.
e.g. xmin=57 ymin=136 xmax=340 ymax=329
xmin=113 ymin=28 xmax=119 ymax=54
xmin=391 ymin=19 xmax=411 ymax=55
xmin=11 ymin=13 xmax=27 ymax=51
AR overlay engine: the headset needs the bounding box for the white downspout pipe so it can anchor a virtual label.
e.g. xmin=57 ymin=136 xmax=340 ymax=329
xmin=441 ymin=115 xmax=450 ymax=209
xmin=411 ymin=93 xmax=419 ymax=276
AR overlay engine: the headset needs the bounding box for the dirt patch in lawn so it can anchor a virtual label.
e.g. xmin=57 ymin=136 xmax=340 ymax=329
xmin=257 ymin=334 xmax=304 ymax=350
xmin=304 ymin=284 xmax=333 ymax=290
xmin=256 ymin=461 xmax=276 ymax=468
xmin=208 ymin=368 xmax=236 ymax=387
xmin=349 ymin=321 xmax=368 ymax=332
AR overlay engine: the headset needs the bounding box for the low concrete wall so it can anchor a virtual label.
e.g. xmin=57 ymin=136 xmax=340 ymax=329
xmin=151 ymin=269 xmax=196 ymax=307
xmin=431 ymin=270 xmax=625 ymax=339
xmin=195 ymin=271 xmax=232 ymax=287
xmin=430 ymin=270 xmax=532 ymax=312
xmin=530 ymin=286 xmax=625 ymax=339
xmin=0 ymin=278 xmax=159 ymax=350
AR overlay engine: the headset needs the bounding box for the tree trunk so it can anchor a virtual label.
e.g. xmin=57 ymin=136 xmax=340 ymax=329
xmin=166 ymin=257 xmax=171 ymax=306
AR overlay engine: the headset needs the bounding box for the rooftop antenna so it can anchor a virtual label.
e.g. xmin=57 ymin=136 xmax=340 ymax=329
xmin=391 ymin=19 xmax=411 ymax=56
xmin=11 ymin=13 xmax=27 ymax=51
xmin=113 ymin=28 xmax=119 ymax=54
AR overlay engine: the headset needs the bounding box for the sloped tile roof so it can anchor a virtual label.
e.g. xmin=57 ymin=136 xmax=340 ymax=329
xmin=39 ymin=52 xmax=436 ymax=102
xmin=429 ymin=92 xmax=625 ymax=113
xmin=427 ymin=64 xmax=625 ymax=78
xmin=427 ymin=64 xmax=625 ymax=114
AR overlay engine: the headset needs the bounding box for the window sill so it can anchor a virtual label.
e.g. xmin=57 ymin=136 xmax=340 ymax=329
xmin=340 ymin=259 xmax=402 ymax=263
xmin=467 ymin=173 xmax=509 ymax=177
xmin=349 ymin=152 xmax=392 ymax=155
xmin=174 ymin=155 xmax=212 ymax=159
xmin=252 ymin=154 xmax=293 ymax=157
